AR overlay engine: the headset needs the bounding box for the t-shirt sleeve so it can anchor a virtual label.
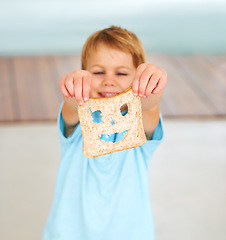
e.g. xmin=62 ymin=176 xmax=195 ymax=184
xmin=139 ymin=115 xmax=164 ymax=164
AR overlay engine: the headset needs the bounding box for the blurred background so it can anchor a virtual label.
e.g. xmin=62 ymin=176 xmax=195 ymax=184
xmin=0 ymin=0 xmax=226 ymax=239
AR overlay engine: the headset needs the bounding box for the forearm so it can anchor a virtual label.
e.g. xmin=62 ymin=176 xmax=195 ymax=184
xmin=142 ymin=105 xmax=160 ymax=139
xmin=141 ymin=88 xmax=164 ymax=111
xmin=141 ymin=88 xmax=164 ymax=139
xmin=62 ymin=98 xmax=79 ymax=137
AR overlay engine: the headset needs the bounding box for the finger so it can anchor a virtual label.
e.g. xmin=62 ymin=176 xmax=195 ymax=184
xmin=132 ymin=63 xmax=147 ymax=96
xmin=82 ymin=72 xmax=91 ymax=102
xmin=144 ymin=72 xmax=161 ymax=97
xmin=138 ymin=67 xmax=156 ymax=97
xmin=152 ymin=76 xmax=167 ymax=94
xmin=60 ymin=76 xmax=72 ymax=98
xmin=74 ymin=72 xmax=84 ymax=105
xmin=65 ymin=78 xmax=74 ymax=97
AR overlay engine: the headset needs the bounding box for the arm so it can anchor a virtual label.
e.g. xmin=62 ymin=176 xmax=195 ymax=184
xmin=142 ymin=100 xmax=161 ymax=140
xmin=61 ymin=98 xmax=79 ymax=138
xmin=132 ymin=63 xmax=167 ymax=139
xmin=59 ymin=70 xmax=91 ymax=138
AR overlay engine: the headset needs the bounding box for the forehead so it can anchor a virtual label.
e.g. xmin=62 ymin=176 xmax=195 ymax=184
xmin=87 ymin=43 xmax=134 ymax=68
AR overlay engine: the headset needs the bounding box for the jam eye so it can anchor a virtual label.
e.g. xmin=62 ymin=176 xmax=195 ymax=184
xmin=90 ymin=109 xmax=102 ymax=123
xmin=120 ymin=103 xmax=128 ymax=116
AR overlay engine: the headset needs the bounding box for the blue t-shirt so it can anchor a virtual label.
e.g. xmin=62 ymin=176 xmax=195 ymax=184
xmin=42 ymin=104 xmax=164 ymax=240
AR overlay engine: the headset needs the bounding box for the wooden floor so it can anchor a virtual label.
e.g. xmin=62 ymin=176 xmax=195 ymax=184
xmin=0 ymin=54 xmax=226 ymax=123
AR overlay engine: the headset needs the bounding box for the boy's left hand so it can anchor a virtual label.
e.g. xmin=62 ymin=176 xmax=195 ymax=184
xmin=132 ymin=63 xmax=167 ymax=98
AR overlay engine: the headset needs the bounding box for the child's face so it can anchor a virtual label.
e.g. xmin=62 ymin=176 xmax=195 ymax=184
xmin=86 ymin=43 xmax=136 ymax=98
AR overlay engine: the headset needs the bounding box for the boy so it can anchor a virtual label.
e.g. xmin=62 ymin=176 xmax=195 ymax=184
xmin=43 ymin=26 xmax=167 ymax=240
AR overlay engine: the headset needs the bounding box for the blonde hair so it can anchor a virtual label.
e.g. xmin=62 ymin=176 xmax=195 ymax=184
xmin=81 ymin=26 xmax=146 ymax=70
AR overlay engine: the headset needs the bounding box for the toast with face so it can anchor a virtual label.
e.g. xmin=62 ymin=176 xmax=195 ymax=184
xmin=78 ymin=87 xmax=146 ymax=158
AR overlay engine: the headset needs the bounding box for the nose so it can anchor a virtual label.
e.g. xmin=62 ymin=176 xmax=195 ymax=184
xmin=102 ymin=74 xmax=116 ymax=86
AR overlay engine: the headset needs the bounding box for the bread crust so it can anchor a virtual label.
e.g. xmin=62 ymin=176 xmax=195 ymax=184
xmin=78 ymin=87 xmax=146 ymax=158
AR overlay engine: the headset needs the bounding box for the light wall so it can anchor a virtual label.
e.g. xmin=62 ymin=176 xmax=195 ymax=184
xmin=0 ymin=0 xmax=226 ymax=55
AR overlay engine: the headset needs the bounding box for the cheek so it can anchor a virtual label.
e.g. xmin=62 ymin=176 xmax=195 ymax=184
xmin=90 ymin=80 xmax=100 ymax=98
xmin=120 ymin=76 xmax=134 ymax=89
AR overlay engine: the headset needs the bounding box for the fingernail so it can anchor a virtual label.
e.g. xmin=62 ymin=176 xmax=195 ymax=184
xmin=84 ymin=97 xmax=88 ymax=102
xmin=79 ymin=101 xmax=83 ymax=106
xmin=139 ymin=93 xmax=143 ymax=97
xmin=133 ymin=92 xmax=138 ymax=96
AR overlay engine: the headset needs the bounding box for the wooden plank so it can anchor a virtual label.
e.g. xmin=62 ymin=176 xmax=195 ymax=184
xmin=0 ymin=54 xmax=225 ymax=122
xmin=63 ymin=55 xmax=81 ymax=71
xmin=202 ymin=55 xmax=226 ymax=90
xmin=168 ymin=55 xmax=219 ymax=116
xmin=52 ymin=55 xmax=80 ymax=77
xmin=12 ymin=57 xmax=47 ymax=121
xmin=205 ymin=55 xmax=226 ymax=65
xmin=187 ymin=55 xmax=226 ymax=94
xmin=45 ymin=57 xmax=64 ymax=106
xmin=173 ymin=55 xmax=226 ymax=115
xmin=33 ymin=56 xmax=61 ymax=120
xmin=147 ymin=55 xmax=215 ymax=117
xmin=0 ymin=58 xmax=18 ymax=121
xmin=51 ymin=56 xmax=78 ymax=100
xmin=51 ymin=55 xmax=82 ymax=105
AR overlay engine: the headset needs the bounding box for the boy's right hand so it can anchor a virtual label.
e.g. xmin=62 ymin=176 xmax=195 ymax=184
xmin=60 ymin=70 xmax=91 ymax=105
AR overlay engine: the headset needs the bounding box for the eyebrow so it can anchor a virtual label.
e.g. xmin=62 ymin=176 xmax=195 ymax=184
xmin=89 ymin=64 xmax=103 ymax=68
xmin=90 ymin=64 xmax=131 ymax=70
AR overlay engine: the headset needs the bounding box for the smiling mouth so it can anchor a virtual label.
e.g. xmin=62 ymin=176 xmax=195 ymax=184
xmin=98 ymin=92 xmax=119 ymax=98
xmin=99 ymin=130 xmax=128 ymax=143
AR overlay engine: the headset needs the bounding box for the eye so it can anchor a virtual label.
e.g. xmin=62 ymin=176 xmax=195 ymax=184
xmin=117 ymin=72 xmax=127 ymax=76
xmin=120 ymin=103 xmax=128 ymax=116
xmin=94 ymin=71 xmax=104 ymax=75
xmin=90 ymin=109 xmax=102 ymax=123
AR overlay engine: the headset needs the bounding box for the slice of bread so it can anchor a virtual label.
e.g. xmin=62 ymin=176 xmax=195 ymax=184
xmin=78 ymin=87 xmax=146 ymax=158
